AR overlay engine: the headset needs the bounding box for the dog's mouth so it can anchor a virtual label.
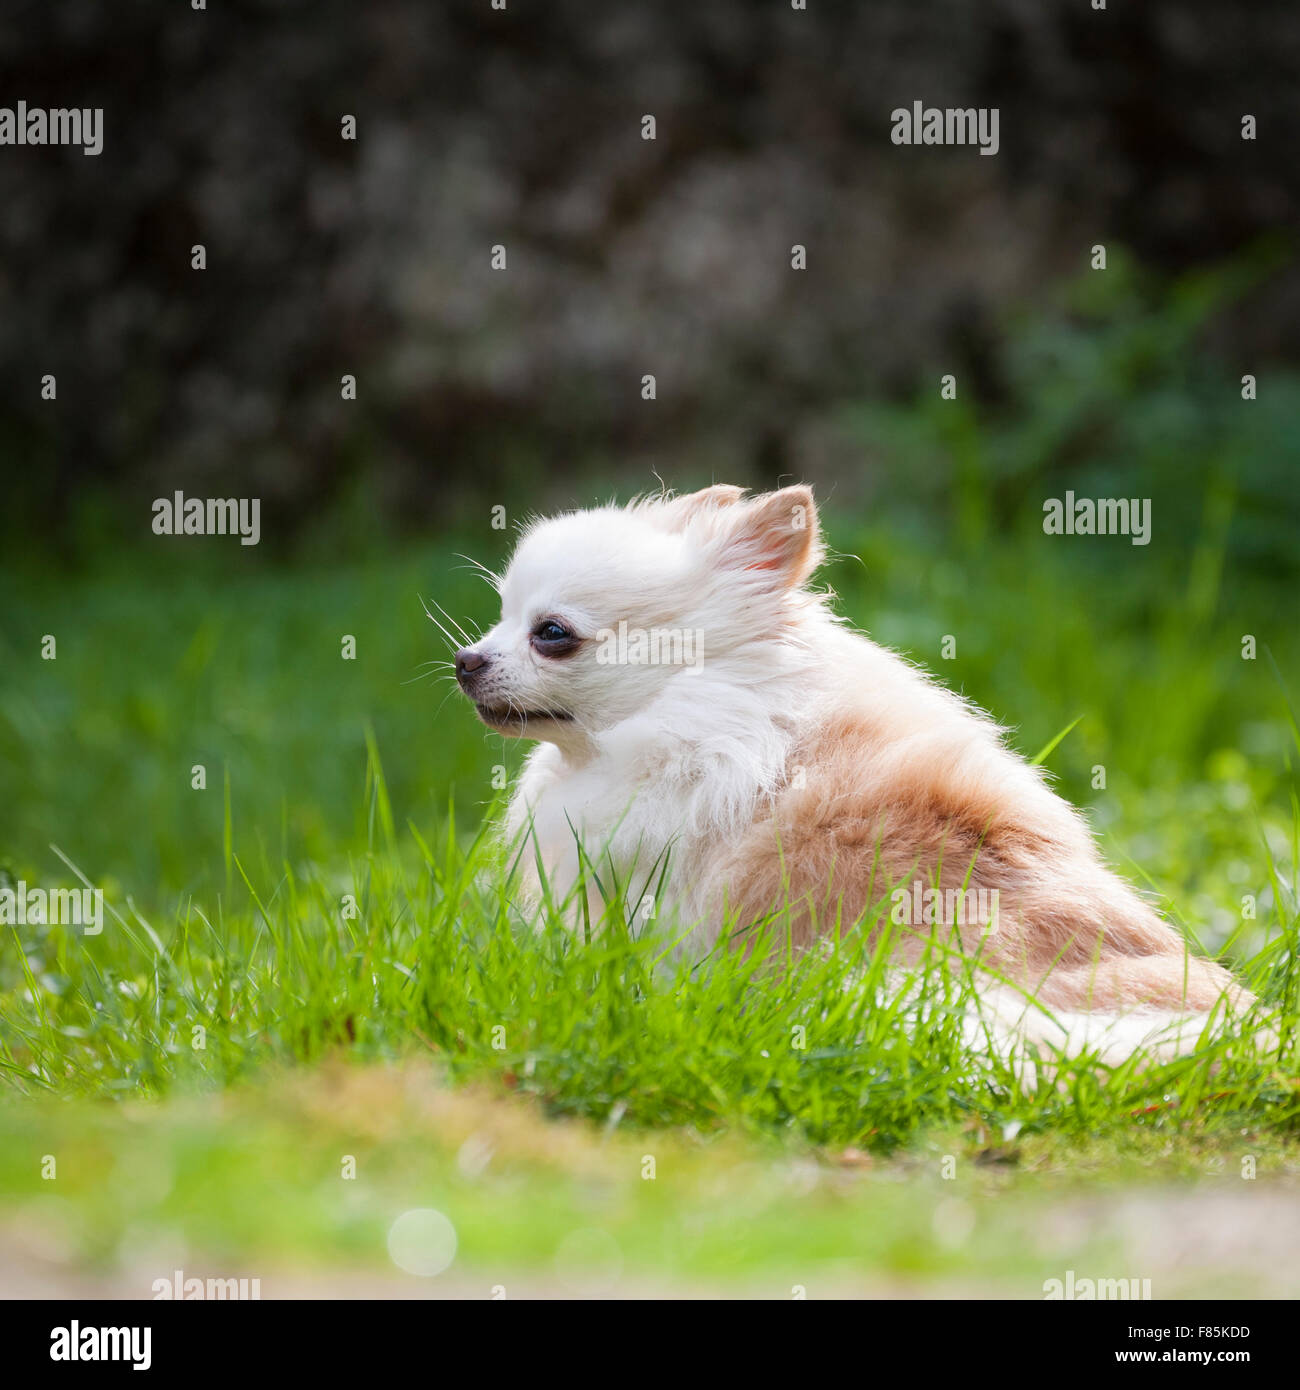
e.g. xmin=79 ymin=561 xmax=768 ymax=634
xmin=475 ymin=703 xmax=573 ymax=727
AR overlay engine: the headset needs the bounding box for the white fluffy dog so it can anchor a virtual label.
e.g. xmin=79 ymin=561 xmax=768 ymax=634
xmin=453 ymin=484 xmax=1248 ymax=1059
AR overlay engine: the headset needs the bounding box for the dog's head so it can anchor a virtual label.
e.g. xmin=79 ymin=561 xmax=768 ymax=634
xmin=452 ymin=484 xmax=824 ymax=741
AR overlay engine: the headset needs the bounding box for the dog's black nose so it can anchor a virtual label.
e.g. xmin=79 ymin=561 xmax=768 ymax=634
xmin=455 ymin=648 xmax=490 ymax=687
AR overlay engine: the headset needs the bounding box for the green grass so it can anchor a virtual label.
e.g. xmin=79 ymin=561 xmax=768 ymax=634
xmin=1 ymin=748 xmax=1291 ymax=1115
xmin=0 ymin=753 xmax=1298 ymax=1292
xmin=2 ymin=757 xmax=1299 ymax=1293
xmin=2 ymin=451 xmax=1300 ymax=1289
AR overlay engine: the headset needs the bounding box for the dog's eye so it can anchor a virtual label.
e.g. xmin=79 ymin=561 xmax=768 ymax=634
xmin=534 ymin=620 xmax=570 ymax=643
xmin=530 ymin=620 xmax=579 ymax=656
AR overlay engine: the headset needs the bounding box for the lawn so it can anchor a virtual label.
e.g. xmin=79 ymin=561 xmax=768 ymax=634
xmin=2 ymin=449 xmax=1299 ymax=1294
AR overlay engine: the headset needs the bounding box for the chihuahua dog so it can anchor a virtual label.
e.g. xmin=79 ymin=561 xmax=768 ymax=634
xmin=453 ymin=484 xmax=1248 ymax=1057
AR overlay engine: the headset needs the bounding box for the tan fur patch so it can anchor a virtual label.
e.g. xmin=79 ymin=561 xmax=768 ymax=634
xmin=709 ymin=704 xmax=1241 ymax=1013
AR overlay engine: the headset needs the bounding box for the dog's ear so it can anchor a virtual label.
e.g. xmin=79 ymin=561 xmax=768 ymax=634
xmin=715 ymin=485 xmax=822 ymax=588
xmin=650 ymin=483 xmax=747 ymax=531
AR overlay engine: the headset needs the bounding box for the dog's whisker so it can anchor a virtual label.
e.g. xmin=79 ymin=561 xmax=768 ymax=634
xmin=428 ymin=595 xmax=476 ymax=647
xmin=429 ymin=683 xmax=464 ymax=720
xmin=402 ymin=662 xmax=458 ymax=688
xmin=452 ymin=553 xmax=503 ymax=594
xmin=418 ymin=593 xmax=465 ymax=653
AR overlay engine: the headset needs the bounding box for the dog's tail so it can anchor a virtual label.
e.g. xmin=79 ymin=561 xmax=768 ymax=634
xmin=967 ymin=981 xmax=1272 ymax=1075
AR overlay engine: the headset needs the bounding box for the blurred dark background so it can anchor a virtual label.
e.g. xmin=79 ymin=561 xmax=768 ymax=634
xmin=1 ymin=0 xmax=1297 ymax=561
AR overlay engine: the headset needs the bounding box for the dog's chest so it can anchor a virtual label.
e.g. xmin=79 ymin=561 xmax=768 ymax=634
xmin=512 ymin=749 xmax=707 ymax=917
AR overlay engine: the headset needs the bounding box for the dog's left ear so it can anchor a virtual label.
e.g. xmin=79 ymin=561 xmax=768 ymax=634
xmin=651 ymin=483 xmax=747 ymax=531
xmin=715 ymin=485 xmax=822 ymax=588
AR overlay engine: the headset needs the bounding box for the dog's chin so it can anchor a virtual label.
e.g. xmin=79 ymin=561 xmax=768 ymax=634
xmin=473 ymin=702 xmax=574 ymax=736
